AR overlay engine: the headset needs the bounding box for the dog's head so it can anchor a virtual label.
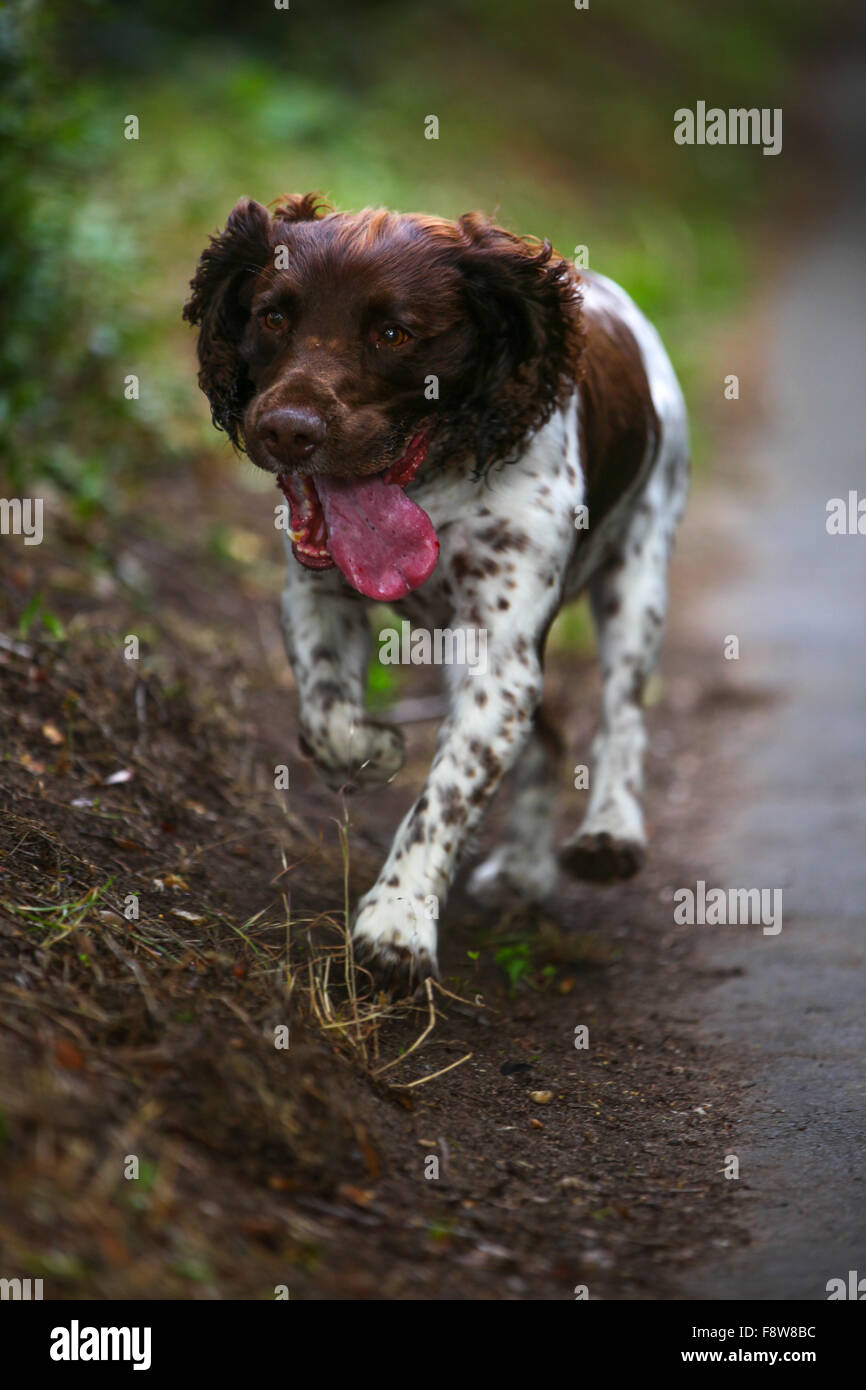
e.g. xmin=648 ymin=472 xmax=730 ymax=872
xmin=183 ymin=194 xmax=583 ymax=599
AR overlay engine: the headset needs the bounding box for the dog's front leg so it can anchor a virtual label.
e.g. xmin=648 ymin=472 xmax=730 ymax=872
xmin=280 ymin=546 xmax=404 ymax=791
xmin=351 ymin=635 xmax=545 ymax=994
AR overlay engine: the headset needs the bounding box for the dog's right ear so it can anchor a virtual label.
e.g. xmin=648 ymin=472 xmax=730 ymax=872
xmin=183 ymin=199 xmax=272 ymax=446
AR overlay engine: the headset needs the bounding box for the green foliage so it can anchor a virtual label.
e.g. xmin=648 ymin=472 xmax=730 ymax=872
xmin=1 ymin=0 xmax=833 ymax=503
xmin=0 ymin=1 xmax=159 ymax=500
xmin=548 ymin=596 xmax=594 ymax=657
xmin=365 ymin=605 xmax=404 ymax=708
xmin=365 ymin=659 xmax=400 ymax=711
xmin=17 ymin=591 xmax=66 ymax=640
xmin=494 ymin=940 xmax=533 ymax=994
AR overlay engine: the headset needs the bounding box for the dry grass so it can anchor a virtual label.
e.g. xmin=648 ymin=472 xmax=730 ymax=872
xmin=0 ymin=611 xmax=495 ymax=1294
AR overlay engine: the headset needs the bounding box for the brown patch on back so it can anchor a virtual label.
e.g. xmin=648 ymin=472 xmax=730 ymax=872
xmin=577 ymin=276 xmax=659 ymax=524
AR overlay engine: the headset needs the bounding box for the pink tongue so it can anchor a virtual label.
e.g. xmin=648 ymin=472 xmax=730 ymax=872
xmin=314 ymin=473 xmax=439 ymax=600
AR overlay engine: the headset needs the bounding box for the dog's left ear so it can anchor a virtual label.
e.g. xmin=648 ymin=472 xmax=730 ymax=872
xmin=183 ymin=198 xmax=272 ymax=445
xmin=453 ymin=213 xmax=584 ymax=468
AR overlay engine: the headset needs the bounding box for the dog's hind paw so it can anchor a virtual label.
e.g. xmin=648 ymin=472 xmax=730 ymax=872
xmin=559 ymin=831 xmax=646 ymax=882
xmin=466 ymin=846 xmax=558 ymax=907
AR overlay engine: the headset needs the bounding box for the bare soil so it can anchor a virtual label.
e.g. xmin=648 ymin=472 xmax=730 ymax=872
xmin=0 ymin=455 xmax=766 ymax=1300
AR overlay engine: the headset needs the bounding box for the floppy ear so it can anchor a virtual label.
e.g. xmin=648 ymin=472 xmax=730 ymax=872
xmin=183 ymin=199 xmax=272 ymax=445
xmin=451 ymin=213 xmax=584 ymax=470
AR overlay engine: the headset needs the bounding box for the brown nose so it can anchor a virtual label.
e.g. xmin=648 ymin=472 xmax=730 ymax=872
xmin=258 ymin=405 xmax=327 ymax=465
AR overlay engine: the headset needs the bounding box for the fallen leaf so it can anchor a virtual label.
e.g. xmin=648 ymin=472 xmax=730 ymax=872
xmin=337 ymin=1184 xmax=375 ymax=1208
xmin=354 ymin=1124 xmax=381 ymax=1180
xmin=267 ymin=1175 xmax=297 ymax=1192
xmin=97 ymin=1232 xmax=131 ymax=1267
xmin=42 ymin=721 xmax=64 ymax=745
xmin=239 ymin=1217 xmax=281 ymax=1240
xmin=163 ymin=873 xmax=189 ymax=891
xmin=54 ymin=1040 xmax=85 ymax=1071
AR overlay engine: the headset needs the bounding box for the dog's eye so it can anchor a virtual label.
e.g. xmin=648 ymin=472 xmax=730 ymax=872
xmin=376 ymin=324 xmax=411 ymax=348
xmin=264 ymin=310 xmax=286 ymax=331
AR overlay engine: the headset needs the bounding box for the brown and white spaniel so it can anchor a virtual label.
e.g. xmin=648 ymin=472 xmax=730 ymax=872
xmin=185 ymin=194 xmax=689 ymax=996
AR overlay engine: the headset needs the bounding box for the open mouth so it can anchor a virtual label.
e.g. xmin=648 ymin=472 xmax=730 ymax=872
xmin=276 ymin=432 xmax=439 ymax=601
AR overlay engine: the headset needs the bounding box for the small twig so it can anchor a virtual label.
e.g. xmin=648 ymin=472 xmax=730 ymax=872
xmin=101 ymin=933 xmax=162 ymax=1020
xmin=214 ymin=993 xmax=263 ymax=1038
xmin=394 ymin=1052 xmax=473 ymax=1090
xmin=372 ymin=976 xmax=437 ymax=1075
xmin=430 ymin=977 xmax=487 ymax=1008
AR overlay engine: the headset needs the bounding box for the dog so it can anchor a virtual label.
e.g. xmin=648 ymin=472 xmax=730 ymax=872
xmin=184 ymin=194 xmax=689 ymax=996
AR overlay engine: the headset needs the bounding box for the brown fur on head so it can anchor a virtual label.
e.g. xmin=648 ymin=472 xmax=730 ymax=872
xmin=183 ymin=194 xmax=584 ymax=477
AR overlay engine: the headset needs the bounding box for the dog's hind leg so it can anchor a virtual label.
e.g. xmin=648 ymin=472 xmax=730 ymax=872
xmin=560 ymin=458 xmax=686 ymax=881
xmin=466 ymin=706 xmax=562 ymax=907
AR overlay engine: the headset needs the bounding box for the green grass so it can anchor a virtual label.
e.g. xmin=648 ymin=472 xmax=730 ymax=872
xmin=4 ymin=881 xmax=114 ymax=945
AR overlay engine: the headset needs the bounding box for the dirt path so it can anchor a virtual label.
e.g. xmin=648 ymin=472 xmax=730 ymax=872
xmin=681 ymin=51 xmax=866 ymax=1300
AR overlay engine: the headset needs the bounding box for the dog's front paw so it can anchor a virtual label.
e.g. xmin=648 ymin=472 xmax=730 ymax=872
xmin=351 ymin=891 xmax=438 ymax=998
xmin=466 ymin=845 xmax=558 ymax=908
xmin=300 ymin=713 xmax=405 ymax=792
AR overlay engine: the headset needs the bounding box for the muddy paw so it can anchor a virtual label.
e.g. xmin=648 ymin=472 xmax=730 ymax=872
xmin=351 ymin=893 xmax=438 ymax=999
xmin=559 ymin=831 xmax=646 ymax=882
xmin=352 ymin=936 xmax=438 ymax=999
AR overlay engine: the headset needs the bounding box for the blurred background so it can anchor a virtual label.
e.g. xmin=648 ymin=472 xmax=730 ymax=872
xmin=1 ymin=0 xmax=834 ymax=510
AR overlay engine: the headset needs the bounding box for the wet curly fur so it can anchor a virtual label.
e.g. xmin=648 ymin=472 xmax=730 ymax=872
xmin=183 ymin=193 xmax=584 ymax=474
